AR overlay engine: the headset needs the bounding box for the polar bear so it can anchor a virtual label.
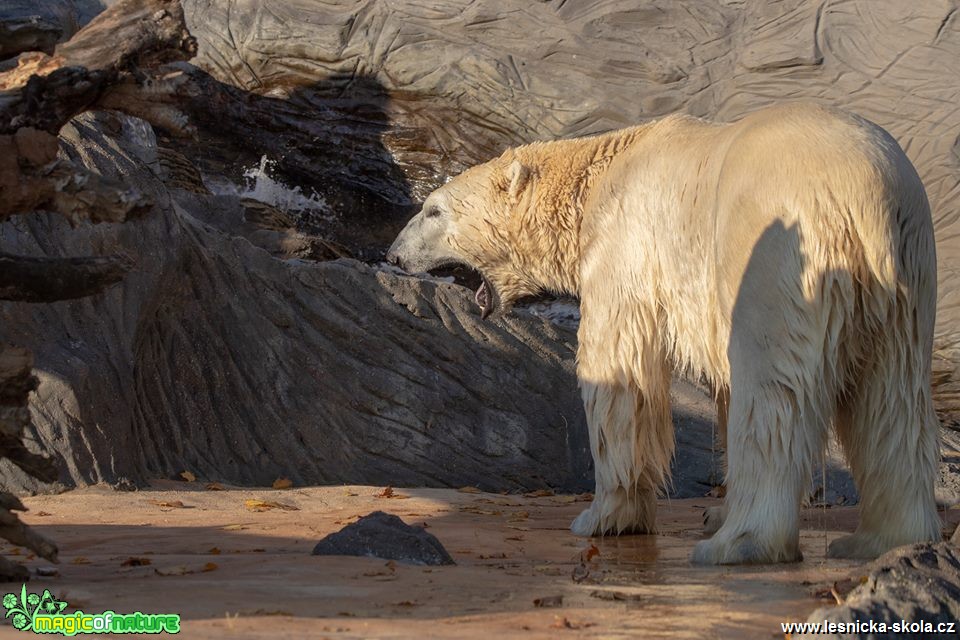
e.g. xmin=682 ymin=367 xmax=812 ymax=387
xmin=386 ymin=103 xmax=941 ymax=564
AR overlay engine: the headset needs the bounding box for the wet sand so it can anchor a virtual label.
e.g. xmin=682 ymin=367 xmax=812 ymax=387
xmin=2 ymin=483 xmax=952 ymax=639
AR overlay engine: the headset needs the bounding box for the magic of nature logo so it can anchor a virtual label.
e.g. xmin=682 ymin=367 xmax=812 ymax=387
xmin=3 ymin=585 xmax=180 ymax=635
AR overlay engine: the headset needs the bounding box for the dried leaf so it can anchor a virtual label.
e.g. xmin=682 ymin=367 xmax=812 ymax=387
xmin=222 ymin=524 xmax=247 ymax=531
xmin=533 ymin=595 xmax=563 ymax=608
xmin=571 ymin=563 xmax=590 ymax=583
xmin=582 ymin=544 xmax=600 ymax=562
xmin=706 ymin=485 xmax=727 ymax=498
xmin=71 ymin=557 xmax=90 ymax=565
xmin=202 ymin=562 xmax=218 ymax=572
xmin=524 ymin=489 xmax=554 ymax=498
xmin=550 ymin=616 xmax=594 ymax=630
xmin=374 ymin=486 xmax=410 ymax=499
xmin=507 ymin=510 xmax=530 ymax=522
xmin=206 ymin=482 xmax=226 ymax=491
xmin=154 ymin=565 xmax=193 ymax=576
xmin=244 ymin=499 xmax=299 ymax=512
xmin=208 ymin=547 xmax=221 ymax=555
xmin=180 ymin=471 xmax=197 ymax=482
xmin=35 ymin=511 xmax=52 ymax=517
xmin=147 ymin=499 xmax=187 ymax=509
xmin=550 ymin=495 xmax=578 ymax=504
xmin=120 ymin=557 xmax=151 ymax=567
xmin=457 ymin=486 xmax=482 ymax=494
xmin=272 ymin=477 xmax=293 ymax=490
xmin=589 ymin=589 xmax=644 ymax=602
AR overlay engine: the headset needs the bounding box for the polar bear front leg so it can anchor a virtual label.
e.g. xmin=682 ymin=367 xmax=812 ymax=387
xmin=571 ymin=361 xmax=674 ymax=537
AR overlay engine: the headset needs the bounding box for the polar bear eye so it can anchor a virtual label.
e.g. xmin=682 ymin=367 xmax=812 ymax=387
xmin=424 ymin=206 xmax=442 ymax=219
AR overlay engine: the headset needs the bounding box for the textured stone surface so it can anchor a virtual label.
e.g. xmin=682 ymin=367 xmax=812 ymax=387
xmin=800 ymin=543 xmax=960 ymax=639
xmin=179 ymin=0 xmax=960 ymax=423
xmin=0 ymin=111 xmax=597 ymax=493
xmin=312 ymin=510 xmax=455 ymax=565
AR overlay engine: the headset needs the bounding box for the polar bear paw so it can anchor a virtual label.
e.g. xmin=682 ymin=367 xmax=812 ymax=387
xmin=826 ymin=533 xmax=884 ymax=560
xmin=571 ymin=505 xmax=602 ymax=537
xmin=692 ymin=531 xmax=802 ymax=565
xmin=703 ymin=506 xmax=726 ymax=534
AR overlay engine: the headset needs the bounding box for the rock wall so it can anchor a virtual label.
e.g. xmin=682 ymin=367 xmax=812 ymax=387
xmin=181 ymin=0 xmax=960 ymax=420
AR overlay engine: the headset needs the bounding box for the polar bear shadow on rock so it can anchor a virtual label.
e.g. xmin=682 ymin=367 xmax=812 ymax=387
xmin=387 ymin=103 xmax=942 ymax=564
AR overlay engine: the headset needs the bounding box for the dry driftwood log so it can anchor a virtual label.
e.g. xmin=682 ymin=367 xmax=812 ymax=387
xmin=0 ymin=0 xmax=196 ymax=581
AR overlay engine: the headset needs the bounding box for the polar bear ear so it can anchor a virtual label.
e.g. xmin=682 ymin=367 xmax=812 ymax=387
xmin=506 ymin=159 xmax=532 ymax=203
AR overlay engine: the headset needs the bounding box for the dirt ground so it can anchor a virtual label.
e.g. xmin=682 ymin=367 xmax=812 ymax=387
xmin=1 ymin=483 xmax=956 ymax=639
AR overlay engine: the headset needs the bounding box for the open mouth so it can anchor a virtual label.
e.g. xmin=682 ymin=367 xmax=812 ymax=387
xmin=475 ymin=278 xmax=494 ymax=320
xmin=425 ymin=262 xmax=498 ymax=320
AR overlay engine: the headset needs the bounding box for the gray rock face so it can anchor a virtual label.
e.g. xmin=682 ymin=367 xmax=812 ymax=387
xmin=312 ymin=511 xmax=454 ymax=566
xmin=179 ymin=0 xmax=960 ymax=423
xmin=800 ymin=543 xmax=960 ymax=639
xmin=0 ymin=111 xmax=595 ymax=493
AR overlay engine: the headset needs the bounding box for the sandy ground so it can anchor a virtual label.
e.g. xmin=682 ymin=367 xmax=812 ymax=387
xmin=1 ymin=483 xmax=956 ymax=639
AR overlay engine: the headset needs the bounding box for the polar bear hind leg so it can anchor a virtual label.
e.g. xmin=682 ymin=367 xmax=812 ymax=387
xmin=829 ymin=296 xmax=941 ymax=558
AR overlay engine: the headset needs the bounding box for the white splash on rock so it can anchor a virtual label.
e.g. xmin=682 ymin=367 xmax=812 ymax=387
xmin=205 ymin=155 xmax=331 ymax=219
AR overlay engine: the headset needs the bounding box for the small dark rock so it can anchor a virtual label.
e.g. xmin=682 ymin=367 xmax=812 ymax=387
xmin=312 ymin=511 xmax=454 ymax=566
xmin=111 ymin=477 xmax=139 ymax=492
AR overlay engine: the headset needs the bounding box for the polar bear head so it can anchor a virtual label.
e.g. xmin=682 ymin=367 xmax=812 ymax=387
xmin=386 ymin=152 xmax=546 ymax=319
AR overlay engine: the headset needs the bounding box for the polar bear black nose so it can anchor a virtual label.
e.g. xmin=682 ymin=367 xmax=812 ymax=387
xmin=385 ymin=250 xmax=400 ymax=266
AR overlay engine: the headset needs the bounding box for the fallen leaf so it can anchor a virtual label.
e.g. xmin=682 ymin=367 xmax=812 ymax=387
xmin=35 ymin=511 xmax=52 ymax=517
xmin=550 ymin=495 xmax=578 ymax=504
xmin=706 ymin=485 xmax=727 ymax=498
xmin=120 ymin=557 xmax=151 ymax=567
xmin=392 ymin=601 xmax=418 ymax=607
xmin=206 ymin=482 xmax=226 ymax=491
xmin=147 ymin=499 xmax=187 ymax=509
xmin=272 ymin=477 xmax=293 ymax=490
xmin=589 ymin=589 xmax=644 ymax=602
xmin=244 ymin=499 xmax=299 ymax=512
xmin=550 ymin=616 xmax=594 ymax=630
xmin=571 ymin=563 xmax=590 ymax=583
xmin=375 ymin=487 xmax=409 ymax=499
xmin=505 ymin=535 xmax=525 ymax=541
xmin=180 ymin=471 xmax=197 ymax=483
xmin=507 ymin=511 xmax=530 ymax=522
xmin=202 ymin=562 xmax=219 ymax=572
xmin=533 ymin=595 xmax=563 ymax=608
xmin=222 ymin=524 xmax=247 ymax=531
xmin=582 ymin=544 xmax=600 ymax=562
xmin=71 ymin=557 xmax=90 ymax=565
xmin=155 ymin=565 xmax=193 ymax=576
xmin=208 ymin=547 xmax=221 ymax=555
xmin=460 ymin=506 xmax=502 ymax=516
xmin=244 ymin=609 xmax=293 ymax=616
xmin=478 ymin=552 xmax=508 ymax=559
xmin=524 ymin=489 xmax=554 ymax=498
xmin=458 ymin=486 xmax=482 ymax=494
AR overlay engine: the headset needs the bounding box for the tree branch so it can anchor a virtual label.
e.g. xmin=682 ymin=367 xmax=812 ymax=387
xmin=0 ymin=253 xmax=134 ymax=303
